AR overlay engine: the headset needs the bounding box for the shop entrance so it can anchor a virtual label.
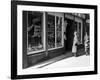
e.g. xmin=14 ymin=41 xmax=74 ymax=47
xmin=65 ymin=19 xmax=76 ymax=51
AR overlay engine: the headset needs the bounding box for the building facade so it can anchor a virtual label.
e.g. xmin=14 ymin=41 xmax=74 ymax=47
xmin=23 ymin=11 xmax=89 ymax=69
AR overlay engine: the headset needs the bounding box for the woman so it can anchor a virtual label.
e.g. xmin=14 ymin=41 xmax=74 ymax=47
xmin=84 ymin=32 xmax=89 ymax=55
xmin=72 ymin=31 xmax=79 ymax=57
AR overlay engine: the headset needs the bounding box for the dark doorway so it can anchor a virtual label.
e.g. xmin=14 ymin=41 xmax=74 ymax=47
xmin=65 ymin=18 xmax=76 ymax=51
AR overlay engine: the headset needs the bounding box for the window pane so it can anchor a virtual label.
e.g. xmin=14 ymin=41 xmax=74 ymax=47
xmin=27 ymin=11 xmax=44 ymax=53
xmin=47 ymin=14 xmax=55 ymax=49
xmin=56 ymin=16 xmax=62 ymax=47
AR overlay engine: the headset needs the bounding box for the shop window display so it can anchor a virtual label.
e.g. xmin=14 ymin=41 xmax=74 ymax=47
xmin=27 ymin=11 xmax=44 ymax=53
xmin=27 ymin=12 xmax=63 ymax=52
xmin=56 ymin=16 xmax=62 ymax=47
xmin=47 ymin=14 xmax=55 ymax=49
xmin=74 ymin=22 xmax=82 ymax=43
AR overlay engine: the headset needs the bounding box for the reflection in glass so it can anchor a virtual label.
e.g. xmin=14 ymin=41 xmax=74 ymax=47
xmin=27 ymin=11 xmax=43 ymax=53
xmin=56 ymin=16 xmax=62 ymax=47
xmin=47 ymin=14 xmax=55 ymax=49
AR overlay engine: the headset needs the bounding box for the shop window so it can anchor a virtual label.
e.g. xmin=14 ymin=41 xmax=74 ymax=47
xmin=74 ymin=22 xmax=82 ymax=43
xmin=56 ymin=16 xmax=63 ymax=47
xmin=47 ymin=14 xmax=55 ymax=49
xmin=47 ymin=13 xmax=63 ymax=50
xmin=27 ymin=12 xmax=64 ymax=53
xmin=27 ymin=11 xmax=44 ymax=53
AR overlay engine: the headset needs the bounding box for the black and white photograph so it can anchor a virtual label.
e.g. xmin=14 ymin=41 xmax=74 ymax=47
xmin=23 ymin=11 xmax=90 ymax=68
xmin=11 ymin=1 xmax=97 ymax=79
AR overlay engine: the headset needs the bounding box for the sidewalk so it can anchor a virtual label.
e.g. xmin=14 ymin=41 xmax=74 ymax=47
xmin=30 ymin=48 xmax=90 ymax=68
xmin=43 ymin=55 xmax=90 ymax=69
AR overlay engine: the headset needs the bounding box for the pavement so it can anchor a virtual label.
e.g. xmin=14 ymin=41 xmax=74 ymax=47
xmin=30 ymin=48 xmax=90 ymax=68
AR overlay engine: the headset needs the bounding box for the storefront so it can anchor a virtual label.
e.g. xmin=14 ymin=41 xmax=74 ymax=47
xmin=23 ymin=11 xmax=88 ymax=69
xmin=64 ymin=13 xmax=86 ymax=51
xmin=23 ymin=11 xmax=65 ymax=68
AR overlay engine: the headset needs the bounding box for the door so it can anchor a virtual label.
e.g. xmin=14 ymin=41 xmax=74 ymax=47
xmin=65 ymin=19 xmax=76 ymax=51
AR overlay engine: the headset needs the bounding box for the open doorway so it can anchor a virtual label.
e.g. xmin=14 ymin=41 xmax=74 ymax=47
xmin=65 ymin=18 xmax=76 ymax=51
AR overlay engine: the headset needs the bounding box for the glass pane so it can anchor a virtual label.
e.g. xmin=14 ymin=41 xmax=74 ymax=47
xmin=56 ymin=16 xmax=62 ymax=47
xmin=27 ymin=11 xmax=43 ymax=53
xmin=47 ymin=14 xmax=55 ymax=49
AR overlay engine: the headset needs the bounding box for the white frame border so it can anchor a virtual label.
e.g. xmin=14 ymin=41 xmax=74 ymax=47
xmin=17 ymin=5 xmax=95 ymax=75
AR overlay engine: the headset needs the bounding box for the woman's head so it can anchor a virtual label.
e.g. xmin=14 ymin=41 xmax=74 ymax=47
xmin=74 ymin=31 xmax=77 ymax=36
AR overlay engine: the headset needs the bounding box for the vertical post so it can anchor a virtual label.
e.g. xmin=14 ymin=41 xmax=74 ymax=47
xmin=72 ymin=13 xmax=76 ymax=32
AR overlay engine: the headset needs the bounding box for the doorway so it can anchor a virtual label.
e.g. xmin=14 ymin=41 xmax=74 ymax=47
xmin=65 ymin=18 xmax=76 ymax=51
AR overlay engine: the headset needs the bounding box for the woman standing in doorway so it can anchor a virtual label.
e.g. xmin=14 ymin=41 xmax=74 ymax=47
xmin=72 ymin=31 xmax=79 ymax=57
xmin=84 ymin=32 xmax=89 ymax=55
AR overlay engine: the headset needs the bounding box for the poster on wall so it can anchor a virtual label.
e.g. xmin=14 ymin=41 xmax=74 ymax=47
xmin=11 ymin=1 xmax=97 ymax=79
